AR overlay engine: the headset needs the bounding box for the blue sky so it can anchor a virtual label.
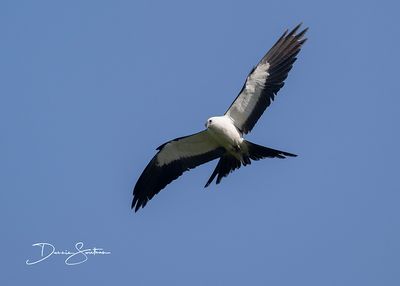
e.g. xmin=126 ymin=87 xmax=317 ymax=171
xmin=1 ymin=0 xmax=400 ymax=285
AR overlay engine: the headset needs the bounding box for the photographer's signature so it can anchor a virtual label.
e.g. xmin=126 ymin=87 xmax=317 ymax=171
xmin=26 ymin=242 xmax=111 ymax=266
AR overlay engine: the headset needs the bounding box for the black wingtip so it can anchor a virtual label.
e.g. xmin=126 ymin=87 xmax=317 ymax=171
xmin=288 ymin=23 xmax=302 ymax=37
xmin=296 ymin=27 xmax=309 ymax=42
xmin=287 ymin=24 xmax=308 ymax=46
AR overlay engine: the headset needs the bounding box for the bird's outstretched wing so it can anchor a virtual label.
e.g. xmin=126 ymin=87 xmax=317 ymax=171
xmin=225 ymin=24 xmax=308 ymax=134
xmin=132 ymin=131 xmax=225 ymax=212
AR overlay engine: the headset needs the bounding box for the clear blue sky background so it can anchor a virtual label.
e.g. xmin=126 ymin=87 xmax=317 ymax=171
xmin=1 ymin=0 xmax=399 ymax=285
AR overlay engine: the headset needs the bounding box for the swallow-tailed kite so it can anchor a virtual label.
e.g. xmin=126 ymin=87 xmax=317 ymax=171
xmin=132 ymin=24 xmax=307 ymax=212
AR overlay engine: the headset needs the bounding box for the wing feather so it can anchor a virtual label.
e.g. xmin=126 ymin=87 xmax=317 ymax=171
xmin=225 ymin=24 xmax=308 ymax=134
xmin=132 ymin=130 xmax=224 ymax=211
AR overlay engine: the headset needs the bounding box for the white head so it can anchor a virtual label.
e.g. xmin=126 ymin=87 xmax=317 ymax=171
xmin=205 ymin=117 xmax=216 ymax=129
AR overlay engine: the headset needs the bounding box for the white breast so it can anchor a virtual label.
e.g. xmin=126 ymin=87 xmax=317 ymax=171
xmin=206 ymin=115 xmax=243 ymax=150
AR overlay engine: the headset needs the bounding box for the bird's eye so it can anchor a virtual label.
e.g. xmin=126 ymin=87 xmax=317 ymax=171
xmin=209 ymin=119 xmax=212 ymax=123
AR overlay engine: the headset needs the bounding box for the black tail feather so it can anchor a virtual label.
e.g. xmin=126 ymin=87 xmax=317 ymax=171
xmin=205 ymin=155 xmax=241 ymax=187
xmin=246 ymin=141 xmax=297 ymax=160
xmin=204 ymin=141 xmax=296 ymax=187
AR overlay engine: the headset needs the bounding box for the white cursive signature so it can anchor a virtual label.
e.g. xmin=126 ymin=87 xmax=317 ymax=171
xmin=26 ymin=242 xmax=111 ymax=266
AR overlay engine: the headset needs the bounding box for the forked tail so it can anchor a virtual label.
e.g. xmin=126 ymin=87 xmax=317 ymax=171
xmin=205 ymin=140 xmax=296 ymax=187
xmin=245 ymin=141 xmax=297 ymax=160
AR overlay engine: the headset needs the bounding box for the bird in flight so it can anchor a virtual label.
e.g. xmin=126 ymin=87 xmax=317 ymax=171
xmin=132 ymin=24 xmax=307 ymax=212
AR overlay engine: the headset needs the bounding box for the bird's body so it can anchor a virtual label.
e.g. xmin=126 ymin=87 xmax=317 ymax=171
xmin=206 ymin=115 xmax=244 ymax=157
xmin=131 ymin=24 xmax=308 ymax=212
